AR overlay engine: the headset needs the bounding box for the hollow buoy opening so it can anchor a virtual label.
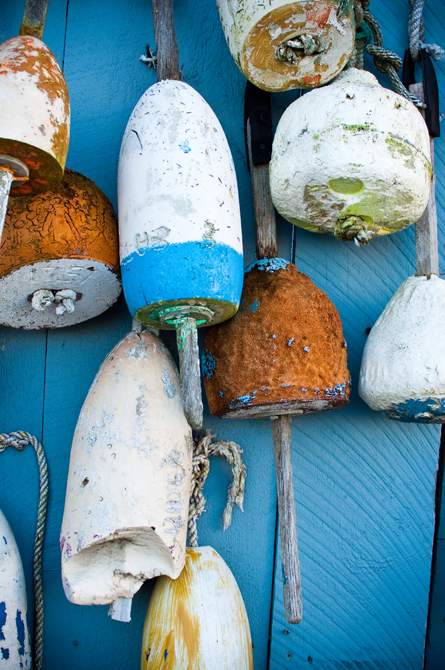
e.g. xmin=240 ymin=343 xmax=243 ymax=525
xmin=328 ymin=177 xmax=365 ymax=196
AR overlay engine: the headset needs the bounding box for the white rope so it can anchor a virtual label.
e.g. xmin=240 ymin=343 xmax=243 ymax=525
xmin=409 ymin=0 xmax=444 ymax=62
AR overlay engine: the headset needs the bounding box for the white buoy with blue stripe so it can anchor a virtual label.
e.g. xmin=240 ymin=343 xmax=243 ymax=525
xmin=118 ymin=79 xmax=243 ymax=428
xmin=0 ymin=508 xmax=31 ymax=668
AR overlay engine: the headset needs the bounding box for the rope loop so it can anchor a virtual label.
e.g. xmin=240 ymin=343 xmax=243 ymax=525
xmin=188 ymin=431 xmax=246 ymax=548
xmin=0 ymin=431 xmax=48 ymax=670
xmin=408 ymin=0 xmax=445 ymax=63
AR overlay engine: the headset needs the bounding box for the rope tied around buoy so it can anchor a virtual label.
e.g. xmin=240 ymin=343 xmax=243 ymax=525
xmin=0 ymin=431 xmax=48 ymax=670
xmin=351 ymin=0 xmax=425 ymax=108
xmin=188 ymin=431 xmax=246 ymax=548
xmin=276 ymin=34 xmax=323 ymax=64
xmin=31 ymin=288 xmax=77 ymax=315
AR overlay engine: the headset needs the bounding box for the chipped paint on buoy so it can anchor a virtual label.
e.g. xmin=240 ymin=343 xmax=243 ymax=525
xmin=0 ymin=509 xmax=31 ymax=668
xmin=203 ymin=260 xmax=350 ymax=418
xmin=60 ymin=330 xmax=193 ymax=606
xmin=270 ymin=69 xmax=431 ymax=243
xmin=216 ymin=0 xmax=355 ymax=92
xmin=0 ymin=35 xmax=70 ymax=196
xmin=0 ymin=170 xmax=121 ymax=329
xmin=359 ymin=275 xmax=445 ymax=422
xmin=118 ymin=80 xmax=243 ymax=328
xmin=141 ymin=546 xmax=253 ymax=669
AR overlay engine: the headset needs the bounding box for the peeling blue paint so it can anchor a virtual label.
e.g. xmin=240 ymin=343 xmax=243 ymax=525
xmin=325 ymin=382 xmax=348 ymax=399
xmin=179 ymin=139 xmax=191 ymax=153
xmin=245 ymin=258 xmax=289 ymax=273
xmin=261 ymin=386 xmax=269 ymax=391
xmin=304 ymin=347 xmax=310 ymax=352
xmin=249 ymin=299 xmax=259 ymax=313
xmin=164 ymin=648 xmax=168 ymax=660
xmin=282 ymin=384 xmax=291 ymax=388
xmin=121 ymin=241 xmax=243 ymax=318
xmin=281 ymin=562 xmax=288 ymax=586
xmin=288 ymin=338 xmax=294 ymax=346
xmin=0 ymin=603 xmax=6 ymax=641
xmin=219 ymin=391 xmax=224 ymax=397
xmin=1 ymin=647 xmax=9 ymax=660
xmin=382 ymin=397 xmax=445 ymax=423
xmin=201 ymin=349 xmax=216 ymax=379
xmin=272 ymin=335 xmax=276 ymax=338
xmin=16 ymin=610 xmax=25 ymax=656
xmin=302 ymin=388 xmax=308 ymax=392
xmin=229 ymin=391 xmax=257 ymax=408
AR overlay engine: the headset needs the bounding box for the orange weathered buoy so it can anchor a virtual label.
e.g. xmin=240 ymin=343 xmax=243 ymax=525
xmin=0 ymin=170 xmax=121 ymax=328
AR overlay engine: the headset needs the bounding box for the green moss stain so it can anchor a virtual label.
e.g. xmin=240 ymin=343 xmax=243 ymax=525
xmin=342 ymin=123 xmax=371 ymax=132
xmin=385 ymin=137 xmax=415 ymax=170
xmin=328 ymin=177 xmax=364 ymax=196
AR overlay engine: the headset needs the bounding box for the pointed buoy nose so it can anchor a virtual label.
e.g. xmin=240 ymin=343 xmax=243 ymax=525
xmin=141 ymin=546 xmax=254 ymax=669
xmin=359 ymin=275 xmax=445 ymax=422
xmin=60 ymin=329 xmax=193 ymax=608
xmin=270 ymin=69 xmax=432 ymax=243
xmin=203 ymin=259 xmax=350 ymax=418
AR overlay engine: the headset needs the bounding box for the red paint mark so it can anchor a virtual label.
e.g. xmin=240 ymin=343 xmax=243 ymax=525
xmin=307 ymin=6 xmax=331 ymax=26
xmin=303 ymin=74 xmax=321 ymax=85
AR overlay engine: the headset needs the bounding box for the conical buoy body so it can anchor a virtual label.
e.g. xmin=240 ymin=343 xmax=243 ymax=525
xmin=141 ymin=546 xmax=253 ymax=669
xmin=270 ymin=69 xmax=431 ymax=244
xmin=359 ymin=275 xmax=445 ymax=422
xmin=216 ymin=0 xmax=355 ymax=91
xmin=0 ymin=508 xmax=31 ymax=668
xmin=0 ymin=36 xmax=70 ymax=195
xmin=60 ymin=329 xmax=193 ymax=607
xmin=203 ymin=259 xmax=350 ymax=418
xmin=118 ymin=80 xmax=243 ymax=329
xmin=0 ymin=170 xmax=121 ymax=328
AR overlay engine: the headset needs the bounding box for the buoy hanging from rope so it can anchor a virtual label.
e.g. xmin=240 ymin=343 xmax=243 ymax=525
xmin=0 ymin=0 xmax=70 ymax=241
xmin=118 ymin=0 xmax=244 ymax=431
xmin=0 ymin=170 xmax=121 ymax=329
xmin=141 ymin=432 xmax=252 ymax=669
xmin=359 ymin=26 xmax=445 ymax=423
xmin=216 ymin=0 xmax=355 ymax=92
xmin=60 ymin=327 xmax=193 ymax=622
xmin=0 ymin=508 xmax=32 ymax=669
xmin=203 ymin=84 xmax=351 ymax=624
xmin=269 ymin=67 xmax=431 ymax=245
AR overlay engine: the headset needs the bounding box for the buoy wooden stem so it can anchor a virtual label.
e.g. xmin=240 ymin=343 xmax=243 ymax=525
xmin=0 ymin=168 xmax=14 ymax=239
xmin=149 ymin=0 xmax=204 ymax=431
xmin=272 ymin=415 xmax=302 ymax=623
xmin=245 ymin=82 xmax=302 ymax=623
xmin=176 ymin=317 xmax=203 ymax=430
xmin=19 ymin=0 xmax=50 ymax=39
xmin=410 ymin=81 xmax=439 ymax=277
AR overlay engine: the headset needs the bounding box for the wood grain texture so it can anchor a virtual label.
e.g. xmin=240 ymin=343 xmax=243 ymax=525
xmin=176 ymin=317 xmax=203 ymax=430
xmin=272 ymin=416 xmax=302 ymax=624
xmin=152 ymin=0 xmax=181 ymax=81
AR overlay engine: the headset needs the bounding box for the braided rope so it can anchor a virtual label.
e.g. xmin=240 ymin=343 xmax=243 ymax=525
xmin=188 ymin=431 xmax=246 ymax=548
xmin=408 ymin=0 xmax=444 ymax=62
xmin=0 ymin=432 xmax=48 ymax=670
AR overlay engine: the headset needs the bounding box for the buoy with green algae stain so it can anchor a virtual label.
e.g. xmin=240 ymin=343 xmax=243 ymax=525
xmin=269 ymin=68 xmax=432 ymax=246
xmin=141 ymin=546 xmax=253 ymax=670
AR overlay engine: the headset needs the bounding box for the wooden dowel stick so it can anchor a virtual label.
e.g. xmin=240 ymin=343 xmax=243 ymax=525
xmin=176 ymin=317 xmax=203 ymax=431
xmin=410 ymin=82 xmax=439 ymax=277
xmin=19 ymin=0 xmax=50 ymax=40
xmin=152 ymin=0 xmax=181 ymax=82
xmin=272 ymin=415 xmax=303 ymax=624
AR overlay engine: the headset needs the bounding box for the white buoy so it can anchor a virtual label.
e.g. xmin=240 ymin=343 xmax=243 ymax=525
xmin=60 ymin=329 xmax=193 ymax=619
xmin=270 ymin=68 xmax=432 ymax=245
xmin=216 ymin=0 xmax=355 ymax=92
xmin=141 ymin=546 xmax=253 ymax=669
xmin=359 ymin=275 xmax=445 ymax=422
xmin=0 ymin=508 xmax=31 ymax=668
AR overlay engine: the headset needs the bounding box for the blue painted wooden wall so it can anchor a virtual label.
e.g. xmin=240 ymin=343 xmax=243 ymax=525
xmin=0 ymin=1 xmax=444 ymax=668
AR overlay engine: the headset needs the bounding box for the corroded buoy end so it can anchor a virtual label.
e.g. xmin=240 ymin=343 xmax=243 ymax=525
xmin=203 ymin=259 xmax=350 ymax=418
xmin=217 ymin=0 xmax=355 ymax=92
xmin=0 ymin=169 xmax=121 ymax=328
xmin=0 ymin=35 xmax=70 ymax=195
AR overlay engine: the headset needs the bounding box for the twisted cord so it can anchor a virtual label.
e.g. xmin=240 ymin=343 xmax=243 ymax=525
xmin=188 ymin=431 xmax=246 ymax=548
xmin=408 ymin=0 xmax=444 ymax=62
xmin=0 ymin=432 xmax=48 ymax=670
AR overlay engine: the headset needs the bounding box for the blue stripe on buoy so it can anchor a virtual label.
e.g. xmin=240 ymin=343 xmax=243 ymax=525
xmin=382 ymin=397 xmax=445 ymax=423
xmin=121 ymin=241 xmax=243 ymax=317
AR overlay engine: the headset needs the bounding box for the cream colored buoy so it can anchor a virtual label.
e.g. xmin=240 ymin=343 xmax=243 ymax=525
xmin=216 ymin=0 xmax=355 ymax=92
xmin=0 ymin=34 xmax=70 ymax=238
xmin=0 ymin=170 xmax=121 ymax=329
xmin=359 ymin=275 xmax=445 ymax=422
xmin=141 ymin=546 xmax=253 ymax=669
xmin=0 ymin=508 xmax=32 ymax=668
xmin=270 ymin=68 xmax=432 ymax=245
xmin=60 ymin=329 xmax=193 ymax=620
